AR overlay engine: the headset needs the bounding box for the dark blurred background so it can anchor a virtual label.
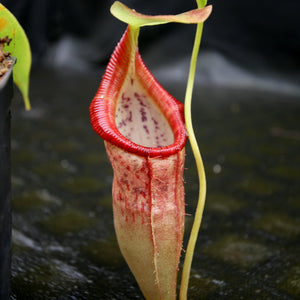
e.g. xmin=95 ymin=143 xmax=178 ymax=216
xmin=2 ymin=0 xmax=300 ymax=96
xmin=3 ymin=1 xmax=300 ymax=299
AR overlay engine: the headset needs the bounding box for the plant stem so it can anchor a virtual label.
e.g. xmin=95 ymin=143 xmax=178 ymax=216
xmin=179 ymin=18 xmax=207 ymax=300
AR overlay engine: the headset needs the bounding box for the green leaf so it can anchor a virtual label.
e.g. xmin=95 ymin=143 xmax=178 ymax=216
xmin=111 ymin=1 xmax=212 ymax=27
xmin=0 ymin=3 xmax=31 ymax=110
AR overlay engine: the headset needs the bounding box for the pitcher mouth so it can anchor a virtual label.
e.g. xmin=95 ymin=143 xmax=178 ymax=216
xmin=89 ymin=26 xmax=187 ymax=158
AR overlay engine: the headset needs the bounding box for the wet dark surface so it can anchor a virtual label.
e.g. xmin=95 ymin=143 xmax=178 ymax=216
xmin=10 ymin=65 xmax=300 ymax=299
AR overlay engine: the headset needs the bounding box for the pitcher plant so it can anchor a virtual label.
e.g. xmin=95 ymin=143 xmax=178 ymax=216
xmin=89 ymin=1 xmax=212 ymax=299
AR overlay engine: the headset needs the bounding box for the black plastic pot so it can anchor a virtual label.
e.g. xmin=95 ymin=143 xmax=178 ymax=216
xmin=0 ymin=59 xmax=14 ymax=300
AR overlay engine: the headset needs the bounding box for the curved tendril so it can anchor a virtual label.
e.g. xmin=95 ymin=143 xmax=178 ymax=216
xmin=180 ymin=1 xmax=207 ymax=299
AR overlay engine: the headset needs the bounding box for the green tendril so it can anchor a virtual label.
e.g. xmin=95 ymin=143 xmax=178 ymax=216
xmin=180 ymin=1 xmax=207 ymax=299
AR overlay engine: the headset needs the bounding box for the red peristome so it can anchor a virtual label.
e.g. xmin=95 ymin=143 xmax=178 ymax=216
xmin=89 ymin=26 xmax=187 ymax=158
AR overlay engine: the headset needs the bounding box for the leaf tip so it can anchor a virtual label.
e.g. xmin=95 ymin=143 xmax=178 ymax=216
xmin=24 ymin=96 xmax=31 ymax=111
